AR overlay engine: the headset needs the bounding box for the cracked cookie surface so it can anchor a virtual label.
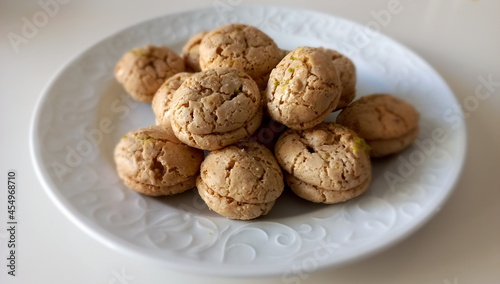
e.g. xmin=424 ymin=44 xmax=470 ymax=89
xmin=336 ymin=94 xmax=419 ymax=157
xmin=265 ymin=47 xmax=341 ymax=130
xmin=197 ymin=141 xmax=284 ymax=220
xmin=199 ymin=24 xmax=282 ymax=89
xmin=319 ymin=47 xmax=357 ymax=110
xmin=197 ymin=177 xmax=275 ymax=220
xmin=152 ymin=72 xmax=193 ymax=128
xmin=275 ymin=122 xmax=371 ymax=191
xmin=114 ymin=125 xmax=204 ymax=196
xmin=171 ymin=67 xmax=262 ymax=150
xmin=114 ymin=45 xmax=185 ymax=103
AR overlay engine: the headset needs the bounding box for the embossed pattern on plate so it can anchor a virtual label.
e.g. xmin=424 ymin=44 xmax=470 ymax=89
xmin=31 ymin=5 xmax=466 ymax=277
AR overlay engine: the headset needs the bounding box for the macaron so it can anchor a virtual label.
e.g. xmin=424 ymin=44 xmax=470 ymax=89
xmin=114 ymin=125 xmax=204 ymax=196
xmin=336 ymin=94 xmax=419 ymax=157
xmin=170 ymin=67 xmax=262 ymax=150
xmin=197 ymin=141 xmax=284 ymax=220
xmin=114 ymin=45 xmax=185 ymax=103
xmin=199 ymin=23 xmax=282 ymax=89
xmin=274 ymin=122 xmax=371 ymax=204
xmin=265 ymin=47 xmax=341 ymax=130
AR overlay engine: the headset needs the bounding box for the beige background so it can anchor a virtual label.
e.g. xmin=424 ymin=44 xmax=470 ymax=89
xmin=1 ymin=0 xmax=499 ymax=283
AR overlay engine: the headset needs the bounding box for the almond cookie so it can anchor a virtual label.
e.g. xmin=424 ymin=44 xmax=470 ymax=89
xmin=114 ymin=125 xmax=204 ymax=196
xmin=199 ymin=24 xmax=282 ymax=89
xmin=319 ymin=47 xmax=357 ymax=110
xmin=114 ymin=45 xmax=185 ymax=103
xmin=171 ymin=67 xmax=262 ymax=150
xmin=265 ymin=47 xmax=342 ymax=130
xmin=151 ymin=72 xmax=193 ymax=128
xmin=275 ymin=122 xmax=371 ymax=198
xmin=197 ymin=141 xmax=284 ymax=220
xmin=285 ymin=173 xmax=371 ymax=204
xmin=182 ymin=31 xmax=208 ymax=72
xmin=336 ymin=94 xmax=419 ymax=158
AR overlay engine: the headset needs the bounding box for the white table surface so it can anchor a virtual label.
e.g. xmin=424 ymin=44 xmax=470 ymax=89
xmin=1 ymin=0 xmax=499 ymax=283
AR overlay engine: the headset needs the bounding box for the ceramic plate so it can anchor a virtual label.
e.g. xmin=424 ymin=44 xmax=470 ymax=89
xmin=31 ymin=5 xmax=466 ymax=277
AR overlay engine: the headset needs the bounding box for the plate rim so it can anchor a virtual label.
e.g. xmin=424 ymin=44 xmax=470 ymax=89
xmin=29 ymin=4 xmax=468 ymax=277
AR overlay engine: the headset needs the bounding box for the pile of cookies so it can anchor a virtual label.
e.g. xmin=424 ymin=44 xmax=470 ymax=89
xmin=113 ymin=23 xmax=419 ymax=220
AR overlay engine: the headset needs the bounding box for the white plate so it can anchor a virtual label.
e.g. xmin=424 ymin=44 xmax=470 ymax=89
xmin=31 ymin=5 xmax=466 ymax=277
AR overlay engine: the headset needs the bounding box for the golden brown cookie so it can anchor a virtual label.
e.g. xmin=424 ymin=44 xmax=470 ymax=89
xmin=114 ymin=125 xmax=204 ymax=196
xmin=285 ymin=173 xmax=370 ymax=204
xmin=319 ymin=47 xmax=357 ymax=110
xmin=265 ymin=47 xmax=342 ymax=130
xmin=182 ymin=31 xmax=208 ymax=72
xmin=114 ymin=45 xmax=185 ymax=103
xmin=151 ymin=72 xmax=193 ymax=128
xmin=199 ymin=24 xmax=282 ymax=89
xmin=197 ymin=179 xmax=275 ymax=220
xmin=336 ymin=94 xmax=420 ymax=158
xmin=275 ymin=122 xmax=371 ymax=195
xmin=171 ymin=67 xmax=262 ymax=150
xmin=197 ymin=141 xmax=284 ymax=220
